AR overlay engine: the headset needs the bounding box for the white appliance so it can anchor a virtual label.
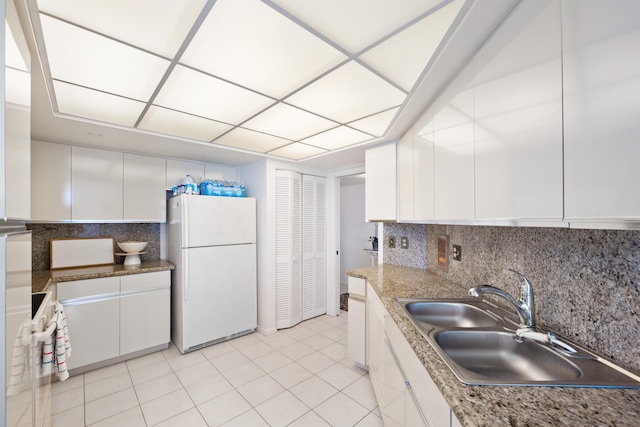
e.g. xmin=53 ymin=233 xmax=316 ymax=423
xmin=168 ymin=194 xmax=257 ymax=354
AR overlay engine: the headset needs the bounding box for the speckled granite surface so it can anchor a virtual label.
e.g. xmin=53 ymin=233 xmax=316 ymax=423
xmin=383 ymin=223 xmax=427 ymax=268
xmin=27 ymin=223 xmax=161 ymax=270
xmin=347 ymin=264 xmax=640 ymax=427
xmin=32 ymin=260 xmax=174 ymax=293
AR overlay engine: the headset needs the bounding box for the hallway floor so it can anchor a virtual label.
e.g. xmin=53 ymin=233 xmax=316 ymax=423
xmin=48 ymin=311 xmax=382 ymax=427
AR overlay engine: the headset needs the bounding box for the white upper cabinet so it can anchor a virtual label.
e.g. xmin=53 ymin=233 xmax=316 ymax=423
xmin=72 ymin=146 xmax=123 ymax=221
xmin=124 ymin=153 xmax=166 ymax=222
xmin=204 ymin=163 xmax=237 ymax=182
xmin=562 ymin=0 xmax=640 ymax=221
xmin=397 ymin=111 xmax=435 ymax=223
xmin=396 ymin=130 xmax=414 ymax=222
xmin=433 ymin=76 xmax=475 ymax=222
xmin=413 ymin=110 xmax=435 ymax=221
xmin=166 ymin=158 xmax=205 ymax=188
xmin=31 ymin=141 xmax=71 ymax=221
xmin=472 ymin=0 xmax=563 ymax=221
xmin=365 ymin=143 xmax=397 ymax=222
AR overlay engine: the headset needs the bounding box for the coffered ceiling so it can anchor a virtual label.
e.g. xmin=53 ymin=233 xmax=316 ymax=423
xmin=25 ymin=0 xmax=466 ymax=163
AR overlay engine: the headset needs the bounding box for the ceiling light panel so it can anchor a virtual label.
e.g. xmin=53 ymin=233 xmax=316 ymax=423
xmin=53 ymin=81 xmax=146 ymax=127
xmin=269 ymin=0 xmax=447 ymax=54
xmin=181 ymin=0 xmax=347 ymax=98
xmin=139 ymin=106 xmax=233 ymax=142
xmin=301 ymin=126 xmax=371 ymax=150
xmin=243 ymin=103 xmax=338 ymax=141
xmin=360 ymin=0 xmax=464 ymax=91
xmin=286 ymin=61 xmax=406 ymax=123
xmin=348 ymin=108 xmax=399 ymax=136
xmin=214 ymin=127 xmax=291 ymax=153
xmin=6 ymin=22 xmax=28 ymax=71
xmin=37 ymin=0 xmax=208 ymax=58
xmin=5 ymin=68 xmax=30 ymax=106
xmin=39 ymin=15 xmax=170 ymax=101
xmin=268 ymin=142 xmax=327 ymax=160
xmin=154 ymin=65 xmax=275 ymax=125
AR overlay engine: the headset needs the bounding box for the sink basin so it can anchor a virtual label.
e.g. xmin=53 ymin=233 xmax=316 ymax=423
xmin=404 ymin=301 xmax=499 ymax=328
xmin=435 ymin=330 xmax=582 ymax=383
xmin=395 ymin=297 xmax=640 ymax=388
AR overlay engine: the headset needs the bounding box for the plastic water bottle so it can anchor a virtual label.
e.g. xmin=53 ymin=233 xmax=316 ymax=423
xmin=185 ymin=175 xmax=199 ymax=195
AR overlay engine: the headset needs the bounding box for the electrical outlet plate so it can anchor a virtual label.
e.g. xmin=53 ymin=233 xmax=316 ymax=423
xmin=401 ymin=237 xmax=409 ymax=249
xmin=389 ymin=236 xmax=395 ymax=248
xmin=453 ymin=245 xmax=462 ymax=261
xmin=437 ymin=235 xmax=449 ymax=271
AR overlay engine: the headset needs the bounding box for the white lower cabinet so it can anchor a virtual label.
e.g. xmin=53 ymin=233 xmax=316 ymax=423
xmin=57 ymin=277 xmax=120 ymax=370
xmin=366 ymin=283 xmax=460 ymax=427
xmin=57 ymin=271 xmax=171 ymax=371
xmin=120 ymin=271 xmax=171 ymax=355
xmin=347 ymin=276 xmax=366 ymax=367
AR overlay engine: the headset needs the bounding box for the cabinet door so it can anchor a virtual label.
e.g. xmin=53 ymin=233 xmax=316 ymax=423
xmin=166 ymin=158 xmax=205 ymax=188
xmin=124 ymin=153 xmax=166 ymax=222
xmin=563 ymin=0 xmax=640 ymax=220
xmin=204 ymin=162 xmax=237 ymax=181
xmin=366 ymin=284 xmax=386 ymax=409
xmin=397 ymin=130 xmax=414 ymax=221
xmin=57 ymin=277 xmax=120 ymax=370
xmin=383 ymin=337 xmax=406 ymax=427
xmin=413 ymin=110 xmax=435 ymax=221
xmin=433 ymin=79 xmax=475 ymax=221
xmin=120 ymin=272 xmax=170 ymax=355
xmin=31 ymin=141 xmax=71 ymax=221
xmin=365 ymin=143 xmax=397 ymax=221
xmin=71 ymin=146 xmax=123 ymax=221
xmin=474 ymin=0 xmax=563 ymax=220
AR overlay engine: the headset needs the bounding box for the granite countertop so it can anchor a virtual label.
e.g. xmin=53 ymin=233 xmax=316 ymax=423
xmin=347 ymin=264 xmax=640 ymax=427
xmin=32 ymin=260 xmax=175 ymax=293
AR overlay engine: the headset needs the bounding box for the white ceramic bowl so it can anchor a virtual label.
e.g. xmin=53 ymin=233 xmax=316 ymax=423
xmin=117 ymin=241 xmax=148 ymax=253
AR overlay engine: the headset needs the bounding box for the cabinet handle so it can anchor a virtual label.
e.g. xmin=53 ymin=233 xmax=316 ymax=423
xmin=60 ymin=292 xmax=120 ymax=306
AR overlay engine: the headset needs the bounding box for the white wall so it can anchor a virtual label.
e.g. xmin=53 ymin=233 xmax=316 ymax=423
xmin=340 ymin=182 xmax=375 ymax=287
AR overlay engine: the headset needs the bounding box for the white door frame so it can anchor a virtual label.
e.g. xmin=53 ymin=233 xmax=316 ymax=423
xmin=326 ymin=166 xmax=365 ymax=316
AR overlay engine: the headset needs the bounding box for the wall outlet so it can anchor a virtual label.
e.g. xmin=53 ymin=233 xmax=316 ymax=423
xmin=388 ymin=236 xmax=395 ymax=248
xmin=453 ymin=245 xmax=462 ymax=261
xmin=401 ymin=237 xmax=409 ymax=249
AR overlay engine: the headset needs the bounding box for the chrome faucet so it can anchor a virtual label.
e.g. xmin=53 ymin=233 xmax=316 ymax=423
xmin=469 ymin=269 xmax=535 ymax=329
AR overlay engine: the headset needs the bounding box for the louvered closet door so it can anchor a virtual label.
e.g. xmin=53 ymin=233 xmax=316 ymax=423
xmin=302 ymin=175 xmax=327 ymax=320
xmin=275 ymin=170 xmax=302 ymax=328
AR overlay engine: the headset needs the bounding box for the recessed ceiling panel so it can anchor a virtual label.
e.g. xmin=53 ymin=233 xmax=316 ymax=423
xmin=286 ymin=61 xmax=406 ymax=123
xmin=37 ymin=0 xmax=207 ymax=58
xmin=348 ymin=108 xmax=399 ymax=136
xmin=139 ymin=106 xmax=233 ymax=142
xmin=268 ymin=142 xmax=327 ymax=160
xmin=270 ymin=0 xmax=446 ymax=53
xmin=360 ymin=0 xmax=464 ymax=91
xmin=301 ymin=126 xmax=371 ymax=150
xmin=6 ymin=22 xmax=28 ymax=71
xmin=5 ymin=68 xmax=30 ymax=106
xmin=243 ymin=103 xmax=338 ymax=141
xmin=181 ymin=0 xmax=347 ymax=98
xmin=40 ymin=15 xmax=170 ymax=101
xmin=214 ymin=127 xmax=291 ymax=153
xmin=154 ymin=65 xmax=275 ymax=125
xmin=53 ymin=81 xmax=146 ymax=127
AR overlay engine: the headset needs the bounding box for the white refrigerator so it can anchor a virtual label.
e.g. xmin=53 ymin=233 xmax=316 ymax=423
xmin=168 ymin=195 xmax=257 ymax=354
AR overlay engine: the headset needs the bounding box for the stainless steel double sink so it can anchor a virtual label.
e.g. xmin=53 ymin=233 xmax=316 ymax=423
xmin=395 ymin=298 xmax=640 ymax=388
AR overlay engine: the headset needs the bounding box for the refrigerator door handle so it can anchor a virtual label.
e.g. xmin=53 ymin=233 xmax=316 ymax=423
xmin=183 ymin=252 xmax=189 ymax=301
xmin=183 ymin=196 xmax=190 ymax=248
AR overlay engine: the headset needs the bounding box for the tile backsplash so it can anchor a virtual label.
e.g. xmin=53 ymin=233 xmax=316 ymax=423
xmin=383 ymin=222 xmax=640 ymax=373
xmin=28 ymin=223 xmax=161 ymax=270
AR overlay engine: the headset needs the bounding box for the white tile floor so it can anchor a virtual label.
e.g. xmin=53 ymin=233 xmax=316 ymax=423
xmin=48 ymin=311 xmax=383 ymax=427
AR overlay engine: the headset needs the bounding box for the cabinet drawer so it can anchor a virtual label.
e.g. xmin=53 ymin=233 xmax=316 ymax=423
xmin=120 ymin=271 xmax=170 ymax=292
xmin=57 ymin=277 xmax=120 ymax=300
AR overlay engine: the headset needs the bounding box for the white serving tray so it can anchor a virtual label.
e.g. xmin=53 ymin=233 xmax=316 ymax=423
xmin=50 ymin=237 xmax=115 ymax=270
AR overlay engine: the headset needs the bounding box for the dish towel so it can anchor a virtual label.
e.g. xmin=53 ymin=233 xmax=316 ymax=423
xmin=53 ymin=301 xmax=72 ymax=381
xmin=7 ymin=318 xmax=31 ymax=396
